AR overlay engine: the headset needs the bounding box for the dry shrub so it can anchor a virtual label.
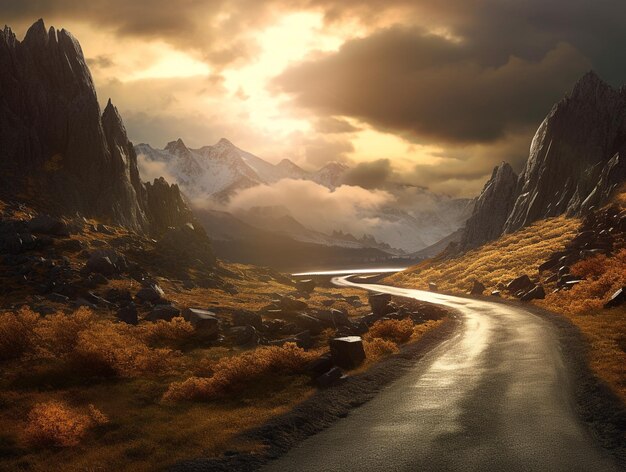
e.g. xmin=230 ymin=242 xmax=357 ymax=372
xmin=139 ymin=317 xmax=195 ymax=346
xmin=163 ymin=342 xmax=315 ymax=402
xmin=364 ymin=338 xmax=399 ymax=360
xmin=544 ymin=249 xmax=626 ymax=316
xmin=0 ymin=307 xmax=39 ymax=362
xmin=367 ymin=319 xmax=414 ymax=344
xmin=34 ymin=307 xmax=95 ymax=358
xmin=23 ymin=401 xmax=108 ymax=448
xmin=412 ymin=320 xmax=444 ymax=340
xmin=72 ymin=324 xmax=176 ymax=377
xmin=571 ymin=254 xmax=610 ymax=279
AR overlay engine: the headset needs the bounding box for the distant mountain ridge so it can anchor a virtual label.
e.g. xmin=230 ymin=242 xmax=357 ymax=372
xmin=135 ymin=138 xmax=473 ymax=252
xmin=135 ymin=138 xmax=349 ymax=201
xmin=0 ymin=19 xmax=196 ymax=235
xmin=461 ymin=71 xmax=626 ymax=251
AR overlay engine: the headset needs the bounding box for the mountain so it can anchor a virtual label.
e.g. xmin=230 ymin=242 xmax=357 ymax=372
xmin=135 ymin=139 xmax=473 ymax=252
xmin=136 ymin=138 xmax=310 ymax=200
xmin=460 ymin=162 xmax=518 ymax=250
xmin=461 ymin=72 xmax=626 ymax=251
xmin=0 ymin=19 xmax=196 ymax=236
xmin=311 ymin=162 xmax=350 ymax=189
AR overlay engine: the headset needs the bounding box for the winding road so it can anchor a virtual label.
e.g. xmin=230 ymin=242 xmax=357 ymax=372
xmin=262 ymin=276 xmax=621 ymax=472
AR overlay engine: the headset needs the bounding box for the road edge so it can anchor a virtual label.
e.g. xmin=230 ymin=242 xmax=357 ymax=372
xmin=169 ymin=300 xmax=462 ymax=472
xmin=407 ymin=288 xmax=626 ymax=468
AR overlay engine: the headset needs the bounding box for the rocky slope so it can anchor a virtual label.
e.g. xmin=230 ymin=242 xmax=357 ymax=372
xmin=0 ymin=20 xmax=196 ymax=237
xmin=461 ymin=72 xmax=626 ymax=251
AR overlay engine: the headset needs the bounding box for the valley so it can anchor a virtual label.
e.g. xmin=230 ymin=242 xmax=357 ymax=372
xmin=0 ymin=10 xmax=625 ymax=472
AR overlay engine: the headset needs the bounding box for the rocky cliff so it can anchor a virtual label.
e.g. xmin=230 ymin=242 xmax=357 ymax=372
xmin=461 ymin=72 xmax=626 ymax=251
xmin=460 ymin=162 xmax=518 ymax=250
xmin=0 ymin=19 xmax=195 ymax=236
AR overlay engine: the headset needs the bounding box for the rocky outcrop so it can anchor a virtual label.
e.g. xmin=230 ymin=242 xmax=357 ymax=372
xmin=460 ymin=163 xmax=518 ymax=250
xmin=460 ymin=72 xmax=626 ymax=250
xmin=504 ymin=71 xmax=626 ymax=233
xmin=0 ymin=20 xmax=198 ymax=239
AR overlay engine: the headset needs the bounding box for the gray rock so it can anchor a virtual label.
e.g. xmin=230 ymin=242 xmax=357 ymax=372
xmin=145 ymin=305 xmax=180 ymax=321
xmin=470 ymin=280 xmax=486 ymax=295
xmin=136 ymin=284 xmax=165 ymax=303
xmin=368 ymin=292 xmax=392 ymax=316
xmin=182 ymin=308 xmax=219 ymax=337
xmin=330 ymin=336 xmax=366 ymax=370
xmin=117 ymin=304 xmax=138 ymax=325
xmin=28 ymin=215 xmax=69 ymax=236
xmin=229 ymin=325 xmax=259 ymax=346
xmin=506 ymin=275 xmax=534 ymax=293
xmin=232 ymin=311 xmax=263 ymax=330
xmin=280 ymin=296 xmax=308 ymax=311
xmin=295 ymin=279 xmax=316 ymax=293
xmin=520 ymin=284 xmax=546 ymax=301
xmin=604 ymin=287 xmax=626 ymax=308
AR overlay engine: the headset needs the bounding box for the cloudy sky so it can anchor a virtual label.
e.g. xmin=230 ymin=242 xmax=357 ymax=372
xmin=3 ymin=0 xmax=626 ymax=196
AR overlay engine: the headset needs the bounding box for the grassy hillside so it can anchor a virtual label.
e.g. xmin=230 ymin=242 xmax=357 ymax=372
xmin=388 ymin=202 xmax=626 ymax=402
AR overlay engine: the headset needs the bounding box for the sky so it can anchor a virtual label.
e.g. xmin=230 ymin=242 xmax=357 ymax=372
xmin=3 ymin=0 xmax=626 ymax=197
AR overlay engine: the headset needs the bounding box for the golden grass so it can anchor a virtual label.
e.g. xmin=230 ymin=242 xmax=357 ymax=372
xmin=386 ymin=204 xmax=626 ymax=403
xmin=388 ymin=215 xmax=580 ymax=293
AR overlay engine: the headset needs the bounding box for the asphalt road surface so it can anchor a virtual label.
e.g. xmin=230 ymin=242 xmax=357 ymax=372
xmin=262 ymin=277 xmax=621 ymax=472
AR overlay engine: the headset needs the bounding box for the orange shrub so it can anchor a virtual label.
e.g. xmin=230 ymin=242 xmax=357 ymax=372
xmin=364 ymin=338 xmax=399 ymax=360
xmin=23 ymin=401 xmax=107 ymax=448
xmin=571 ymin=254 xmax=610 ymax=279
xmin=139 ymin=317 xmax=195 ymax=346
xmin=72 ymin=324 xmax=176 ymax=377
xmin=0 ymin=307 xmax=39 ymax=362
xmin=367 ymin=319 xmax=414 ymax=344
xmin=163 ymin=343 xmax=315 ymax=402
xmin=34 ymin=307 xmax=95 ymax=358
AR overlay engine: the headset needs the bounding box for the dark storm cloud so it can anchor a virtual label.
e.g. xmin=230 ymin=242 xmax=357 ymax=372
xmin=341 ymin=159 xmax=393 ymax=189
xmin=274 ymin=28 xmax=591 ymax=144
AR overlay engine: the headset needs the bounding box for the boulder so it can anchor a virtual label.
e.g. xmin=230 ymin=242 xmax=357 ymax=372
xmin=520 ymin=284 xmax=546 ymax=301
xmin=105 ymin=288 xmax=132 ymax=303
xmin=470 ymin=280 xmax=486 ymax=295
xmin=28 ymin=215 xmax=69 ymax=236
xmin=136 ymin=284 xmax=165 ymax=303
xmin=428 ymin=282 xmax=438 ymax=292
xmin=145 ymin=304 xmax=180 ymax=321
xmin=85 ymin=255 xmax=116 ymax=276
xmin=506 ymin=275 xmax=534 ymax=293
xmin=182 ymin=308 xmax=219 ymax=336
xmin=368 ymin=292 xmax=392 ymax=316
xmin=490 ymin=290 xmax=501 ymax=297
xmin=117 ymin=304 xmax=138 ymax=325
xmin=295 ymin=279 xmax=316 ymax=293
xmin=294 ymin=313 xmax=324 ymax=335
xmin=280 ymin=296 xmax=308 ymax=311
xmin=229 ymin=325 xmax=259 ymax=346
xmin=85 ymin=249 xmax=127 ymax=275
xmin=330 ymin=336 xmax=366 ymax=370
xmin=232 ymin=311 xmax=263 ymax=330
xmin=604 ymin=287 xmax=626 ymax=308
xmin=305 ymin=354 xmax=334 ymax=377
